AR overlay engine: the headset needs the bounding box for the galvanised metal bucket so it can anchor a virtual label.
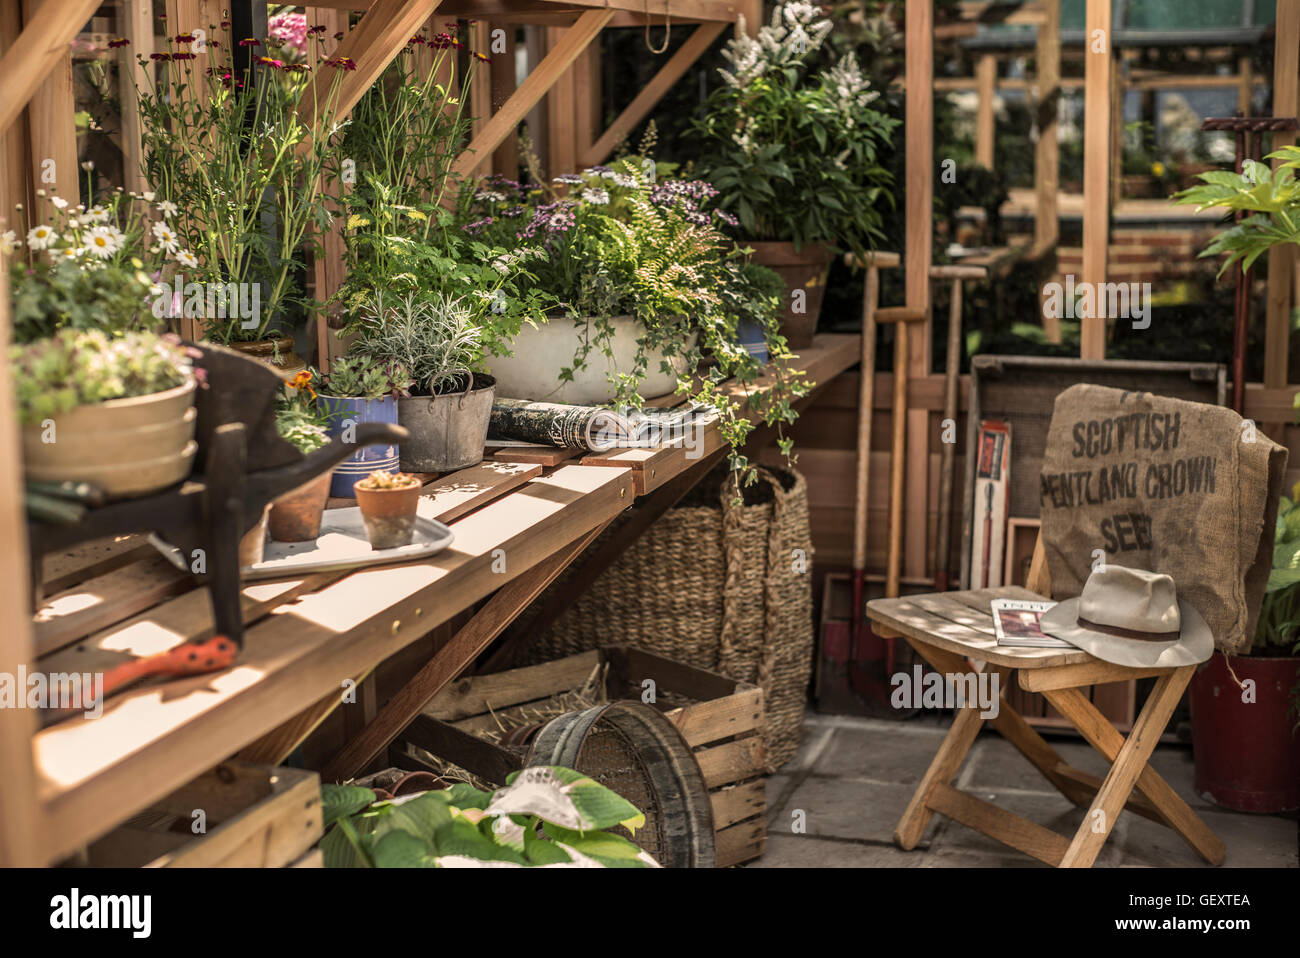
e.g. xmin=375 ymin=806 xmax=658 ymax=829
xmin=317 ymin=394 xmax=400 ymax=497
xmin=398 ymin=372 xmax=494 ymax=473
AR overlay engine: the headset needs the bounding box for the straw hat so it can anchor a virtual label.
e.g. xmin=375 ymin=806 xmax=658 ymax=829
xmin=1039 ymin=564 xmax=1212 ymax=668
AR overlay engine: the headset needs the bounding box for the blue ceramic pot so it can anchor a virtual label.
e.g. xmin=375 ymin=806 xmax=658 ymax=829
xmin=316 ymin=394 xmax=400 ymax=498
xmin=737 ymin=320 xmax=769 ymax=364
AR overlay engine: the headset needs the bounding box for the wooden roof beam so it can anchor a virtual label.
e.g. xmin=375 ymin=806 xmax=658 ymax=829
xmin=451 ymin=8 xmax=613 ymax=179
xmin=0 ymin=0 xmax=100 ymax=137
xmin=580 ymin=21 xmax=726 ymax=168
xmin=299 ymin=0 xmax=446 ymax=131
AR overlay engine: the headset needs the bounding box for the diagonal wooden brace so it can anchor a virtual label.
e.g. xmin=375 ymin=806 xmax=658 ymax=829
xmin=320 ymin=520 xmax=609 ymax=782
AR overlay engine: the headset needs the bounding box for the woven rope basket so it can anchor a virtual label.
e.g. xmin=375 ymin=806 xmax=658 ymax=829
xmin=523 ymin=464 xmax=814 ymax=771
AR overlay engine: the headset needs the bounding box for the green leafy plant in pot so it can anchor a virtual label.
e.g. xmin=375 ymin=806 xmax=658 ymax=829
xmin=12 ymin=329 xmax=198 ymax=502
xmin=135 ymin=28 xmax=347 ymax=370
xmin=353 ymin=469 xmax=422 ymax=550
xmin=692 ymin=1 xmax=897 ymax=348
xmin=314 ymin=355 xmax=411 ymax=498
xmin=345 ymin=290 xmax=495 ymax=473
xmin=1187 ymin=481 xmax=1300 ymax=812
xmin=262 ymin=379 xmax=335 ymax=546
xmin=1173 ymin=155 xmax=1300 ymax=811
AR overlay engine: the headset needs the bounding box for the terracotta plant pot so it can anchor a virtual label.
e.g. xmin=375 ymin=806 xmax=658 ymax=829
xmin=1190 ymin=651 xmax=1300 ymax=813
xmin=21 ymin=378 xmax=198 ymax=499
xmin=354 ymin=480 xmax=422 ymax=550
xmin=267 ymin=471 xmax=333 ymax=542
xmin=228 ymin=336 xmax=305 ymax=380
xmin=746 ymin=241 xmax=832 ymax=350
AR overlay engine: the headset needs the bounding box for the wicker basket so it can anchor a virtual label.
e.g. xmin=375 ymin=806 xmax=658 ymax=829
xmin=524 ymin=465 xmax=814 ymax=771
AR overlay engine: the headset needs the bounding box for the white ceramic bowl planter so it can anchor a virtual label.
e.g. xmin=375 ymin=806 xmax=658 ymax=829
xmin=485 ymin=315 xmax=691 ymax=405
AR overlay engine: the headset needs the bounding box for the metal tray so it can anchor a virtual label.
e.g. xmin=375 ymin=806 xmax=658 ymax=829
xmin=240 ymin=508 xmax=454 ymax=580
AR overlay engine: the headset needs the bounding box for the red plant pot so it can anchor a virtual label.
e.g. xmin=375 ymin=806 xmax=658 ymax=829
xmin=1190 ymin=651 xmax=1300 ymax=813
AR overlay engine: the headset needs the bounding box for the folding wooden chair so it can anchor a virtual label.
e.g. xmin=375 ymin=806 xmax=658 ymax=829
xmin=865 ymin=537 xmax=1225 ymax=868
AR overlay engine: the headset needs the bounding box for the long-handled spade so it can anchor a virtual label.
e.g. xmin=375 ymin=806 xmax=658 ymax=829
xmin=929 ymin=264 xmax=986 ymax=591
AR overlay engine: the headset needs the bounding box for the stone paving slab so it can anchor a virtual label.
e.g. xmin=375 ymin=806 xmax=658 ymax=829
xmin=750 ymin=713 xmax=1296 ymax=868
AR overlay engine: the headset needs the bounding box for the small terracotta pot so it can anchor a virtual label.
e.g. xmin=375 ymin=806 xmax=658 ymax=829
xmin=354 ymin=481 xmax=421 ymax=549
xmin=238 ymin=505 xmax=271 ymax=568
xmin=268 ymin=471 xmax=333 ymax=542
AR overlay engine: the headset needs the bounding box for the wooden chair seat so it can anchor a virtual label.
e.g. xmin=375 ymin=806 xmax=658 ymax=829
xmin=865 ymin=571 xmax=1225 ymax=868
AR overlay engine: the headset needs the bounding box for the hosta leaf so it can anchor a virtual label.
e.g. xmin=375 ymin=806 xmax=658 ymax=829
xmin=321 ymin=784 xmax=377 ymax=828
xmin=372 ymin=791 xmax=453 ymax=842
xmin=371 ymin=829 xmax=437 ymax=868
xmin=433 ymin=818 xmax=527 ymax=864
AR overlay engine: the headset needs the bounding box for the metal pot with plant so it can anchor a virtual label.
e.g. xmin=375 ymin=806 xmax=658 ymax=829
xmin=313 ymin=356 xmax=412 ymax=497
xmin=345 ymin=289 xmax=496 ymax=473
xmin=13 ymin=329 xmax=199 ymax=501
xmin=353 ymin=469 xmax=423 ymax=550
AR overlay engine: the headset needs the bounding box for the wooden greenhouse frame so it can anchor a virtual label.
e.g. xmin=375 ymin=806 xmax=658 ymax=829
xmin=1 ymin=1 xmax=1298 ymax=868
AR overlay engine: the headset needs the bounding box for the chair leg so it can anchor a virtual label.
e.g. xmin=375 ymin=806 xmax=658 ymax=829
xmin=895 ymin=699 xmax=985 ymax=849
xmin=1049 ymin=666 xmax=1212 ymax=867
xmin=893 ymin=639 xmax=990 ymax=850
xmin=1044 ymin=666 xmax=1225 ymax=866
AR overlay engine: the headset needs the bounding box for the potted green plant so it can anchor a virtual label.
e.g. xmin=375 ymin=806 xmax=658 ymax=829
xmin=266 ymin=381 xmax=333 ymax=543
xmin=134 ymin=25 xmax=347 ymax=371
xmin=1187 ymin=483 xmax=1300 ymax=813
xmin=321 ymin=765 xmax=654 ymax=867
xmin=353 ymin=469 xmax=422 ymax=550
xmin=313 ymin=356 xmax=411 ymax=497
xmin=692 ymin=1 xmax=897 ymax=347
xmin=12 ymin=329 xmax=197 ymax=499
xmin=345 ymin=290 xmax=496 ymax=473
xmin=1171 ymin=157 xmax=1300 ymax=811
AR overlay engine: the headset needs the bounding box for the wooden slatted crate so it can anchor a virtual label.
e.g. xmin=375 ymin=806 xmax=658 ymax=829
xmin=402 ymin=645 xmax=767 ymax=867
xmin=79 ymin=762 xmax=322 ymax=868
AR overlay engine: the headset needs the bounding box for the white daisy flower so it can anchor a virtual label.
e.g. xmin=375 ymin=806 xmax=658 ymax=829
xmin=82 ymin=226 xmax=121 ymax=259
xmin=0 ymin=230 xmax=18 ymax=254
xmin=152 ymin=221 xmax=179 ymax=253
xmin=85 ymin=205 xmax=110 ymax=223
xmin=50 ymin=196 xmax=68 ymax=210
xmin=581 ymin=188 xmax=610 ymax=206
xmin=175 ymin=249 xmax=198 ymax=268
xmin=143 ymin=191 xmax=156 ymax=202
xmin=26 ymin=225 xmax=57 ymax=249
xmin=156 ymin=200 xmax=179 ymax=218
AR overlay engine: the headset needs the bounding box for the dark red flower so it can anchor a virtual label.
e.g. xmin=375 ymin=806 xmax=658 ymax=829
xmin=283 ymin=62 xmax=310 ymax=73
xmin=333 ymin=31 xmax=344 ymax=40
xmin=175 ymin=33 xmax=195 ymax=43
xmin=107 ymin=37 xmax=129 ymax=48
xmin=430 ymin=32 xmax=454 ymax=49
xmin=324 ymin=56 xmax=356 ymax=71
xmin=257 ymin=55 xmax=285 ymax=70
xmin=172 ymin=51 xmax=196 ymax=60
xmin=150 ymin=52 xmax=172 ymax=61
xmin=472 ymin=51 xmax=491 ymax=62
xmin=408 ymin=35 xmax=425 ymax=44
xmin=220 ymin=20 xmax=231 ymax=29
xmin=238 ymin=37 xmax=259 ymax=47
xmin=308 ymin=24 xmax=327 ymax=35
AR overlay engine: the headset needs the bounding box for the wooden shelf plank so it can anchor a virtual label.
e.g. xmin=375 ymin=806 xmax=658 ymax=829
xmin=33 ymin=465 xmax=633 ymax=861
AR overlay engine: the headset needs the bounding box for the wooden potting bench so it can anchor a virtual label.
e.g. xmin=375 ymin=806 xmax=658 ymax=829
xmin=18 ymin=334 xmax=859 ymax=865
